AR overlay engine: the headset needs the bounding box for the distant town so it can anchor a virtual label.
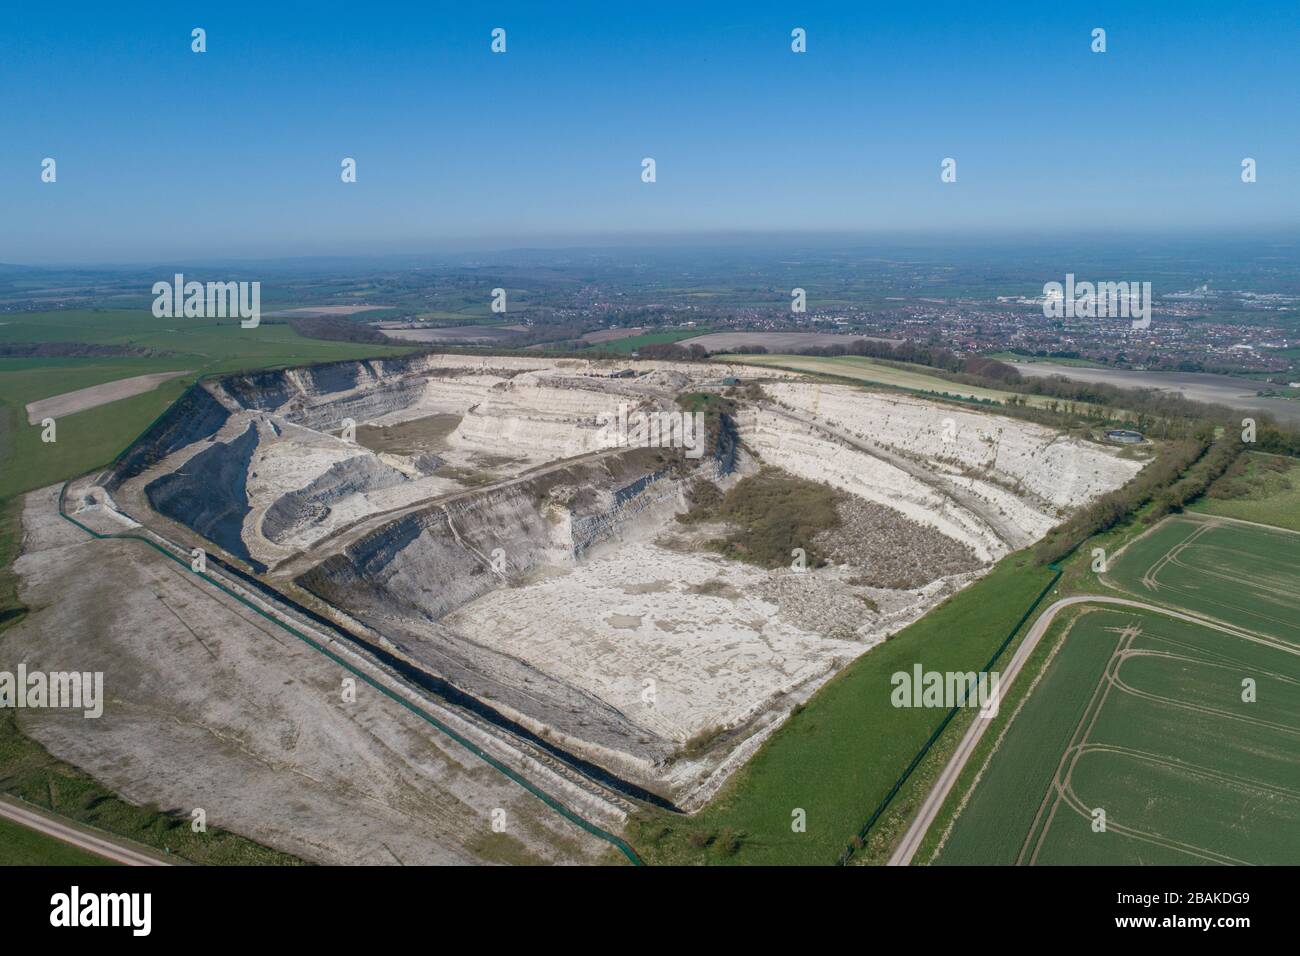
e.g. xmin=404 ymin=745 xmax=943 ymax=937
xmin=2 ymin=242 xmax=1298 ymax=386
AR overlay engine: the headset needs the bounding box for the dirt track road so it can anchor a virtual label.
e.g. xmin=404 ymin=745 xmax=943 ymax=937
xmin=0 ymin=796 xmax=172 ymax=866
xmin=886 ymin=593 xmax=1298 ymax=866
xmin=25 ymin=371 xmax=193 ymax=424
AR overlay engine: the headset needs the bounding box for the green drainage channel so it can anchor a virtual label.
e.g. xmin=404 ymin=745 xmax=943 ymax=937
xmin=57 ymin=482 xmax=643 ymax=866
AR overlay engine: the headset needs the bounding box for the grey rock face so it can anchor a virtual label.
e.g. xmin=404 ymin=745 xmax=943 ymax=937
xmin=263 ymin=456 xmax=409 ymax=545
xmin=144 ymin=422 xmax=264 ymax=571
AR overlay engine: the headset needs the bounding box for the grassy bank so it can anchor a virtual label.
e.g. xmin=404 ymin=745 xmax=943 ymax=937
xmin=0 ymin=815 xmax=116 ymax=866
xmin=1190 ymin=451 xmax=1300 ymax=531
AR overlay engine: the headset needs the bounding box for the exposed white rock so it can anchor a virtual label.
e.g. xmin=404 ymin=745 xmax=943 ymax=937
xmin=107 ymin=354 xmax=1147 ymax=801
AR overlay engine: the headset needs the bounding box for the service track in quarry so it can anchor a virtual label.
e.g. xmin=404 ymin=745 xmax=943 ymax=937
xmin=6 ymin=353 xmax=1146 ymax=864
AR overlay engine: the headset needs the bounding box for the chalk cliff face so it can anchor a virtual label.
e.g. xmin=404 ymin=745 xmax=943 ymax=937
xmin=297 ymin=451 xmax=692 ymax=625
xmin=290 ymin=450 xmax=703 ymax=768
xmin=301 ymin=477 xmax=569 ymax=624
xmin=738 ymin=384 xmax=1144 ymax=561
xmin=109 ymin=354 xmax=727 ymax=566
xmin=261 ymin=455 xmax=410 ymax=546
xmin=760 ymin=383 xmax=1138 ymax=508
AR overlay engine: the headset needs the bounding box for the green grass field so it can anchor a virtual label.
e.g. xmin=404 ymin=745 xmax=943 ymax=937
xmin=0 ymin=815 xmax=116 ymax=866
xmin=933 ymin=605 xmax=1300 ymax=865
xmin=0 ymin=310 xmax=415 ymax=500
xmin=1104 ymin=515 xmax=1300 ymax=646
xmin=629 ymin=554 xmax=1056 ymax=864
xmin=1191 ymin=452 xmax=1300 ymax=532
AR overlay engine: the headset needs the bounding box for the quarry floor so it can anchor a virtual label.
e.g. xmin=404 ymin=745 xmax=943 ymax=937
xmin=445 ymin=524 xmax=978 ymax=748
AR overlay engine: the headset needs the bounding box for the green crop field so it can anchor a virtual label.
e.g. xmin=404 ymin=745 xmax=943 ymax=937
xmin=931 ymin=513 xmax=1300 ymax=866
xmin=933 ymin=605 xmax=1300 ymax=865
xmin=1103 ymin=515 xmax=1300 ymax=646
xmin=629 ymin=554 xmax=1056 ymax=865
xmin=0 ymin=310 xmax=415 ymax=501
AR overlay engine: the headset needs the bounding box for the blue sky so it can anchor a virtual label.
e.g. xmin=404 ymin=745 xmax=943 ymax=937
xmin=2 ymin=1 xmax=1298 ymax=263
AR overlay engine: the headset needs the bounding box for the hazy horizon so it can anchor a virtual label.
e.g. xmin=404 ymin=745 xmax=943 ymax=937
xmin=4 ymin=1 xmax=1299 ymax=263
xmin=7 ymin=227 xmax=1300 ymax=272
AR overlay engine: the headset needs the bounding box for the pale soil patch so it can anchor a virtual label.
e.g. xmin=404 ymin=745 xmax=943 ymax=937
xmin=1011 ymin=362 xmax=1300 ymax=425
xmin=383 ymin=326 xmax=525 ymax=343
xmin=581 ymin=327 xmax=650 ymax=343
xmin=264 ymin=305 xmax=390 ymax=317
xmin=25 ymin=370 xmax=193 ymax=424
xmin=5 ymin=485 xmax=613 ymax=866
xmin=682 ymin=331 xmax=899 ymax=351
xmin=355 ymin=413 xmax=462 ymax=455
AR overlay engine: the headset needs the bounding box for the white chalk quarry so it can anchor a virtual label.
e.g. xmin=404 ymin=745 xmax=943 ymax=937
xmin=96 ymin=353 xmax=1142 ymax=803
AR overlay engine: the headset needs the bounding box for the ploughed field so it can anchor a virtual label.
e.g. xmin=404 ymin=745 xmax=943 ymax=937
xmin=49 ymin=353 xmax=1142 ymax=816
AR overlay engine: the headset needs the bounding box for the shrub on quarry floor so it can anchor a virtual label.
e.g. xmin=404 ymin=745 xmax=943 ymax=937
xmin=689 ymin=467 xmax=843 ymax=569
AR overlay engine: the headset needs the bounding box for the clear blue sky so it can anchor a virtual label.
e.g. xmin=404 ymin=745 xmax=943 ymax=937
xmin=2 ymin=1 xmax=1298 ymax=263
